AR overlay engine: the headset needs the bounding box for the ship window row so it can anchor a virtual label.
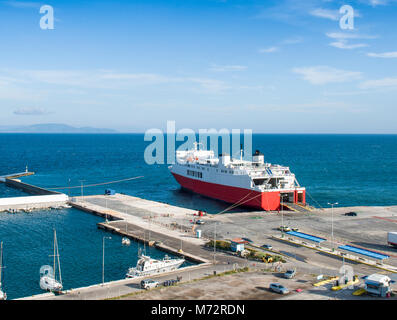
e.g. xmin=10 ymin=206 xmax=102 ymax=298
xmin=187 ymin=170 xmax=202 ymax=178
xmin=220 ymin=170 xmax=234 ymax=174
xmin=187 ymin=164 xmax=207 ymax=171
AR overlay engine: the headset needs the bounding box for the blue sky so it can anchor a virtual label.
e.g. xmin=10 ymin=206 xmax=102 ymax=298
xmin=0 ymin=0 xmax=397 ymax=133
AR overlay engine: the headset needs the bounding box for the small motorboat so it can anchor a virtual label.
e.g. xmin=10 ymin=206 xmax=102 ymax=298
xmin=122 ymin=237 xmax=131 ymax=246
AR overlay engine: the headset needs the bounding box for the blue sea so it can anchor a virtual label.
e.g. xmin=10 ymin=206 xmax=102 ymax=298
xmin=1 ymin=134 xmax=396 ymax=209
xmin=0 ymin=133 xmax=397 ymax=299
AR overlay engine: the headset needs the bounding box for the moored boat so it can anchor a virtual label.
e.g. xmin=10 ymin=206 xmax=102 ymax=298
xmin=169 ymin=143 xmax=306 ymax=211
xmin=126 ymin=254 xmax=185 ymax=278
xmin=39 ymin=229 xmax=63 ymax=293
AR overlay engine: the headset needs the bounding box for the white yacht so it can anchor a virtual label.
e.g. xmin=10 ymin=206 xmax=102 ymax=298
xmin=126 ymin=254 xmax=185 ymax=278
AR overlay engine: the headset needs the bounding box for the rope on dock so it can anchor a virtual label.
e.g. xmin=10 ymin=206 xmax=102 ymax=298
xmin=217 ymin=191 xmax=262 ymax=214
xmin=46 ymin=176 xmax=144 ymax=190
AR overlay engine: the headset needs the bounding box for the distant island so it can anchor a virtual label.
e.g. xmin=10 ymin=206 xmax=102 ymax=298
xmin=0 ymin=123 xmax=118 ymax=133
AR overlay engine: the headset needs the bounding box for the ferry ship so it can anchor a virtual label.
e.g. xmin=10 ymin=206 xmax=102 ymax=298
xmin=126 ymin=254 xmax=185 ymax=278
xmin=169 ymin=143 xmax=306 ymax=211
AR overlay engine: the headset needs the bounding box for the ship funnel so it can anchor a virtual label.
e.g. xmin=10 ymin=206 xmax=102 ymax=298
xmin=253 ymin=150 xmax=264 ymax=164
xmin=219 ymin=153 xmax=231 ymax=166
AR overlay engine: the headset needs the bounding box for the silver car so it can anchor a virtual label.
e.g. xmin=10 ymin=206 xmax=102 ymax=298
xmin=269 ymin=283 xmax=289 ymax=294
xmin=283 ymin=269 xmax=296 ymax=279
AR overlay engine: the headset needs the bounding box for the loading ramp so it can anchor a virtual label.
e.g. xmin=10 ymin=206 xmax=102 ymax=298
xmin=283 ymin=203 xmax=312 ymax=213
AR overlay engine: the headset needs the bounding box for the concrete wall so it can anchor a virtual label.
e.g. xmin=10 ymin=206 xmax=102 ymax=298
xmin=0 ymin=194 xmax=69 ymax=211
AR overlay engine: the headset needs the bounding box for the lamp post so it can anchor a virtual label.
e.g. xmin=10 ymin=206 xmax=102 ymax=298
xmin=102 ymin=236 xmax=112 ymax=286
xmin=328 ymin=202 xmax=339 ymax=249
xmin=280 ymin=193 xmax=284 ymax=236
xmin=213 ymin=222 xmax=217 ymax=264
xmin=79 ymin=180 xmax=85 ymax=202
xmin=68 ymin=178 xmax=71 ymax=198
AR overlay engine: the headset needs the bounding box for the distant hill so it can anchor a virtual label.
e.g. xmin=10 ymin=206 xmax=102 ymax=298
xmin=0 ymin=123 xmax=118 ymax=133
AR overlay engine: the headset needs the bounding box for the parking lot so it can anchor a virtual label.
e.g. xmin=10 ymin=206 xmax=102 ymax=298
xmin=120 ymin=270 xmax=315 ymax=300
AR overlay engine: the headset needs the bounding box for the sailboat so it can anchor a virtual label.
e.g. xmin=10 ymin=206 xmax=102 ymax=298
xmin=0 ymin=242 xmax=6 ymax=300
xmin=40 ymin=229 xmax=63 ymax=293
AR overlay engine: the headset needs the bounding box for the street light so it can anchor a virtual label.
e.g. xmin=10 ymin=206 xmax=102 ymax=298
xmin=281 ymin=194 xmax=284 ymax=231
xmin=280 ymin=193 xmax=285 ymax=236
xmin=68 ymin=178 xmax=71 ymax=198
xmin=328 ymin=202 xmax=339 ymax=249
xmin=102 ymin=236 xmax=112 ymax=286
xmin=79 ymin=180 xmax=85 ymax=202
xmin=213 ymin=222 xmax=217 ymax=264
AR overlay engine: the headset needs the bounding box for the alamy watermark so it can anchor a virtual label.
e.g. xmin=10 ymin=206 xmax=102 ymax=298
xmin=40 ymin=5 xmax=54 ymax=30
xmin=143 ymin=121 xmax=253 ymax=165
xmin=339 ymin=5 xmax=354 ymax=30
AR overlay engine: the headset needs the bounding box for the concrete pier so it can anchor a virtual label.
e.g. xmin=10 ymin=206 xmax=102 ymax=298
xmin=0 ymin=172 xmax=69 ymax=212
xmin=0 ymin=171 xmax=35 ymax=182
xmin=0 ymin=194 xmax=69 ymax=212
xmin=97 ymin=222 xmax=209 ymax=264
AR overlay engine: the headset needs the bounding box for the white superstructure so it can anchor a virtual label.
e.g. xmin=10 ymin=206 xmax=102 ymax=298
xmin=169 ymin=143 xmax=306 ymax=211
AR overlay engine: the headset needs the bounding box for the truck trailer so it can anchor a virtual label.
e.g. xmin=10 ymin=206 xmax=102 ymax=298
xmin=387 ymin=232 xmax=397 ymax=247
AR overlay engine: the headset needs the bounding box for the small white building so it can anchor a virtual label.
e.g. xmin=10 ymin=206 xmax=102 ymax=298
xmin=230 ymin=238 xmax=246 ymax=252
xmin=365 ymin=274 xmax=392 ymax=297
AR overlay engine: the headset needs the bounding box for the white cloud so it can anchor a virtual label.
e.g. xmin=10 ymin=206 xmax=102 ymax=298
xmin=367 ymin=51 xmax=397 ymax=58
xmin=209 ymin=64 xmax=247 ymax=72
xmin=0 ymin=69 xmax=231 ymax=94
xmin=13 ymin=107 xmax=50 ymax=115
xmin=366 ymin=0 xmax=390 ymax=6
xmin=359 ymin=77 xmax=397 ymax=89
xmin=326 ymin=32 xmax=377 ymax=40
xmin=310 ymin=8 xmax=339 ymax=21
xmin=329 ymin=40 xmax=368 ymax=50
xmin=281 ymin=37 xmax=303 ymax=45
xmin=2 ymin=1 xmax=41 ymax=8
xmin=292 ymin=66 xmax=362 ymax=85
xmin=188 ymin=78 xmax=230 ymax=93
xmin=259 ymin=47 xmax=279 ymax=53
xmin=326 ymin=32 xmax=376 ymax=50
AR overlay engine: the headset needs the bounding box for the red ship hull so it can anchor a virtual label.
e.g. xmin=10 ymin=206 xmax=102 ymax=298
xmin=171 ymin=173 xmax=305 ymax=211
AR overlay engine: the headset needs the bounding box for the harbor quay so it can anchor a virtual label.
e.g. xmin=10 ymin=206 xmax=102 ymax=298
xmin=2 ymin=175 xmax=397 ymax=300
xmin=31 ymin=192 xmax=395 ymax=300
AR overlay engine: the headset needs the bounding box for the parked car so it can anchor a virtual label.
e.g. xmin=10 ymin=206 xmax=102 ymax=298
xmin=140 ymin=279 xmax=159 ymax=290
xmin=345 ymin=212 xmax=357 ymax=216
xmin=269 ymin=283 xmax=289 ymax=294
xmin=283 ymin=269 xmax=296 ymax=279
xmin=196 ymin=220 xmax=205 ymax=225
xmin=261 ymin=244 xmax=273 ymax=250
xmin=278 ymin=226 xmax=291 ymax=232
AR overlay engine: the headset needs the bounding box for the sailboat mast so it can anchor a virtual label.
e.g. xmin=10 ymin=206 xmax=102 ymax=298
xmin=55 ymin=230 xmax=62 ymax=285
xmin=53 ymin=229 xmax=56 ymax=279
xmin=0 ymin=242 xmax=3 ymax=286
